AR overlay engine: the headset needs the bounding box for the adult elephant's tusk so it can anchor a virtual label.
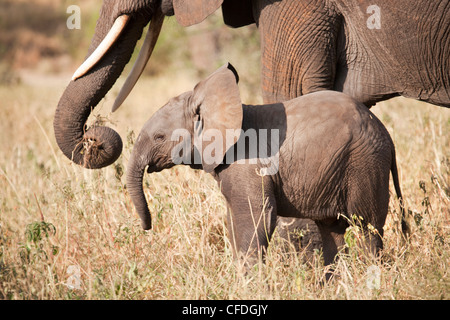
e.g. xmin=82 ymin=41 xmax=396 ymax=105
xmin=111 ymin=10 xmax=164 ymax=113
xmin=72 ymin=15 xmax=131 ymax=81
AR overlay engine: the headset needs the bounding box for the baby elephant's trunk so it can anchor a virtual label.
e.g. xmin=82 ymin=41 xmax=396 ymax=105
xmin=127 ymin=151 xmax=152 ymax=230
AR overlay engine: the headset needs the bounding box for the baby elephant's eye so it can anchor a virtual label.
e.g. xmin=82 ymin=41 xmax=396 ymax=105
xmin=153 ymin=132 xmax=166 ymax=141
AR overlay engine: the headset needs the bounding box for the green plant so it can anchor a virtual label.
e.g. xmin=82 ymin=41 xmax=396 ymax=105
xmin=20 ymin=221 xmax=58 ymax=263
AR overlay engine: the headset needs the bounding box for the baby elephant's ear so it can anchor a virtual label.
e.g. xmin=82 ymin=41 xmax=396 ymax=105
xmin=190 ymin=63 xmax=243 ymax=173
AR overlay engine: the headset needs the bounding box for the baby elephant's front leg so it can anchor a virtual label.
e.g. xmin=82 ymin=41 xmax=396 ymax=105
xmin=226 ymin=192 xmax=277 ymax=267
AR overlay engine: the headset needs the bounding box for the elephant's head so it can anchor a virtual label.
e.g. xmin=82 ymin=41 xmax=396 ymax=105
xmin=54 ymin=0 xmax=254 ymax=169
xmin=126 ymin=63 xmax=242 ymax=229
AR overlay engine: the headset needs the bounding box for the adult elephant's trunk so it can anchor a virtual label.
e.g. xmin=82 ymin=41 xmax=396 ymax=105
xmin=54 ymin=7 xmax=163 ymax=169
xmin=127 ymin=143 xmax=152 ymax=230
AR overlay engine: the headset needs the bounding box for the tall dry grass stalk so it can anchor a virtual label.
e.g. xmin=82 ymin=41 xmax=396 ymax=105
xmin=0 ymin=71 xmax=448 ymax=299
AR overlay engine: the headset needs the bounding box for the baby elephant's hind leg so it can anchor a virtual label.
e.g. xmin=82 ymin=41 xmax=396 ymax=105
xmin=316 ymin=218 xmax=348 ymax=266
xmin=312 ymin=161 xmax=390 ymax=270
xmin=347 ymin=166 xmax=390 ymax=260
xmin=361 ymin=223 xmax=384 ymax=259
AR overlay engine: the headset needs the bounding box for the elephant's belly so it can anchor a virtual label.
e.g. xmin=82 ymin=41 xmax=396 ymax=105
xmin=276 ymin=184 xmax=347 ymax=221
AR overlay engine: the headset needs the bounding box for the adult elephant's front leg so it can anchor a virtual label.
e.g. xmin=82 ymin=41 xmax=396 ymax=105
xmin=255 ymin=0 xmax=340 ymax=103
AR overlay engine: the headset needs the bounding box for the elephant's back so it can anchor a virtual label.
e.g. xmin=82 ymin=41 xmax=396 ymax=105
xmin=284 ymin=90 xmax=388 ymax=141
xmin=283 ymin=91 xmax=364 ymax=145
xmin=285 ymin=90 xmax=362 ymax=120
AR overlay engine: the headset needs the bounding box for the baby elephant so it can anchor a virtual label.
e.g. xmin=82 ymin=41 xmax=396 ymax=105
xmin=127 ymin=63 xmax=404 ymax=266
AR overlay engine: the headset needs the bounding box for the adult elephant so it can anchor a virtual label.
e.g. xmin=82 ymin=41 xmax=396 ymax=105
xmin=54 ymin=0 xmax=450 ymax=169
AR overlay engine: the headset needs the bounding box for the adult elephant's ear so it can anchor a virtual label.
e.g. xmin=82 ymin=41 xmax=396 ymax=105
xmin=173 ymin=0 xmax=223 ymax=27
xmin=190 ymin=63 xmax=243 ymax=173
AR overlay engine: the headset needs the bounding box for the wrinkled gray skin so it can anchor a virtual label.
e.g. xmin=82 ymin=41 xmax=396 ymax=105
xmin=54 ymin=0 xmax=449 ymax=171
xmin=127 ymin=64 xmax=404 ymax=267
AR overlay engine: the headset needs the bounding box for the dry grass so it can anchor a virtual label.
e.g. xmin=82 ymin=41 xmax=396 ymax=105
xmin=0 ymin=68 xmax=449 ymax=300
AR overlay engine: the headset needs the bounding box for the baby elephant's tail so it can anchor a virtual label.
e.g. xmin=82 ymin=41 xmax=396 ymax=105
xmin=391 ymin=148 xmax=409 ymax=237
